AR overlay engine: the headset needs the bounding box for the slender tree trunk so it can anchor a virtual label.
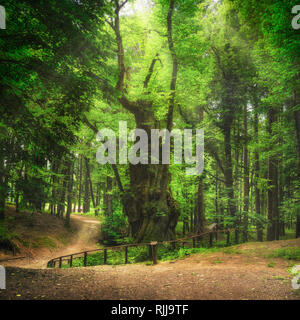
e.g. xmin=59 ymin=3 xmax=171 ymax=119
xmin=78 ymin=155 xmax=83 ymax=213
xmin=51 ymin=160 xmax=59 ymax=215
xmin=73 ymin=157 xmax=79 ymax=212
xmin=85 ymin=157 xmax=97 ymax=216
xmin=195 ymin=176 xmax=205 ymax=234
xmin=215 ymin=168 xmax=219 ymax=226
xmin=95 ymin=183 xmax=101 ymax=216
xmin=243 ymin=105 xmax=249 ymax=242
xmin=293 ymin=90 xmax=300 ymax=177
xmin=57 ymin=162 xmax=67 ymax=219
xmin=254 ymin=109 xmax=263 ymax=241
xmin=0 ymin=159 xmax=7 ymax=220
xmin=267 ymin=107 xmax=279 ymax=241
xmin=224 ymin=127 xmax=238 ymax=243
xmin=104 ymin=176 xmax=113 ymax=216
xmin=293 ymin=89 xmax=300 ymax=238
xmin=296 ymin=215 xmax=300 ymax=238
xmin=65 ymin=160 xmax=73 ymax=227
xmin=83 ymin=157 xmax=90 ymax=213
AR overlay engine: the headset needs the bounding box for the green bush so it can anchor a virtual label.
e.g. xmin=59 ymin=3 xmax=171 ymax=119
xmin=0 ymin=218 xmax=19 ymax=253
xmin=60 ymin=243 xmax=224 ymax=268
xmin=101 ymin=209 xmax=128 ymax=245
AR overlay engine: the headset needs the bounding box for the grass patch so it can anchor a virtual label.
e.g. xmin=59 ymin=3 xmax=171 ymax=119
xmin=223 ymin=247 xmax=242 ymax=255
xmin=267 ymin=261 xmax=275 ymax=268
xmin=158 ymin=246 xmax=221 ymax=262
xmin=71 ymin=211 xmax=102 ymax=220
xmin=32 ymin=236 xmax=57 ymax=249
xmin=56 ymin=235 xmax=70 ymax=246
xmin=212 ymin=260 xmax=223 ymax=264
xmin=267 ymin=248 xmax=300 ymax=261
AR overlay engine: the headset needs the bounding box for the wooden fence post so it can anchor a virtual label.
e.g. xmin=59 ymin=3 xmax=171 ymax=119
xmin=150 ymin=242 xmax=158 ymax=265
xmin=104 ymin=249 xmax=107 ymax=264
xmin=192 ymin=237 xmax=196 ymax=248
xmin=125 ymin=246 xmax=128 ymax=264
xmin=70 ymin=255 xmax=73 ymax=267
xmin=59 ymin=257 xmax=62 ymax=268
xmin=83 ymin=252 xmax=87 ymax=267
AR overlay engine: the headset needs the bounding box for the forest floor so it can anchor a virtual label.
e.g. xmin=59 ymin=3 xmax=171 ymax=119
xmin=1 ymin=207 xmax=300 ymax=300
xmin=1 ymin=237 xmax=300 ymax=300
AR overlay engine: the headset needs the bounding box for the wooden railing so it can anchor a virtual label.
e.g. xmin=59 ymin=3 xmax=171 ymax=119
xmin=47 ymin=227 xmax=235 ymax=269
xmin=0 ymin=256 xmax=27 ymax=263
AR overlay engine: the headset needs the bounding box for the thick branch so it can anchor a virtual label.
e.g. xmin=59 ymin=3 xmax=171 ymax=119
xmin=119 ymin=0 xmax=128 ymax=9
xmin=143 ymin=53 xmax=160 ymax=89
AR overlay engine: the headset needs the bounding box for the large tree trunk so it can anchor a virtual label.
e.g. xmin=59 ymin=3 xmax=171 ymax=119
xmin=96 ymin=0 xmax=180 ymax=242
xmin=121 ymin=108 xmax=180 ymax=242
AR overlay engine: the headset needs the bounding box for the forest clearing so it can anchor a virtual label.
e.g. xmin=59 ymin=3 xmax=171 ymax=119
xmin=1 ymin=0 xmax=300 ymax=303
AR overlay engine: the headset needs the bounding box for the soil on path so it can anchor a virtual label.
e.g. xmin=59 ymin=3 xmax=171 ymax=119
xmin=1 ymin=239 xmax=300 ymax=300
xmin=1 ymin=214 xmax=101 ymax=269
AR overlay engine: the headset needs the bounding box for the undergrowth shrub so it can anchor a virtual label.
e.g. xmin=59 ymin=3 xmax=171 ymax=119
xmin=268 ymin=248 xmax=300 ymax=260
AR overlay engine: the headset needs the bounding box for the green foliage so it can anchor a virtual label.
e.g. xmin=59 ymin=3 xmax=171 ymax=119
xmin=268 ymin=248 xmax=300 ymax=261
xmin=61 ymin=243 xmax=223 ymax=268
xmin=0 ymin=218 xmax=16 ymax=241
xmin=0 ymin=218 xmax=19 ymax=253
xmin=158 ymin=246 xmax=221 ymax=261
xmin=101 ymin=208 xmax=129 ymax=245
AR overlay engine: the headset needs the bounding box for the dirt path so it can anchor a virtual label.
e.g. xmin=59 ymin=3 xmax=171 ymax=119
xmin=1 ymin=240 xmax=300 ymax=300
xmin=1 ymin=214 xmax=101 ymax=269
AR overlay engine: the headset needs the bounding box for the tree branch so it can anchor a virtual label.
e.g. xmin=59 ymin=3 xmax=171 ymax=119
xmin=120 ymin=0 xmax=129 ymax=9
xmin=166 ymin=0 xmax=178 ymax=132
xmin=143 ymin=53 xmax=160 ymax=89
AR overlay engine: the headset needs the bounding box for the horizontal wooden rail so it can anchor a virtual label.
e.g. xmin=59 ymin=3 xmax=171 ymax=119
xmin=47 ymin=228 xmax=235 ymax=269
xmin=0 ymin=256 xmax=27 ymax=263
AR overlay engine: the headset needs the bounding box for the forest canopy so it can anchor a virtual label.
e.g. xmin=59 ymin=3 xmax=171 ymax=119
xmin=0 ymin=0 xmax=300 ymax=244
